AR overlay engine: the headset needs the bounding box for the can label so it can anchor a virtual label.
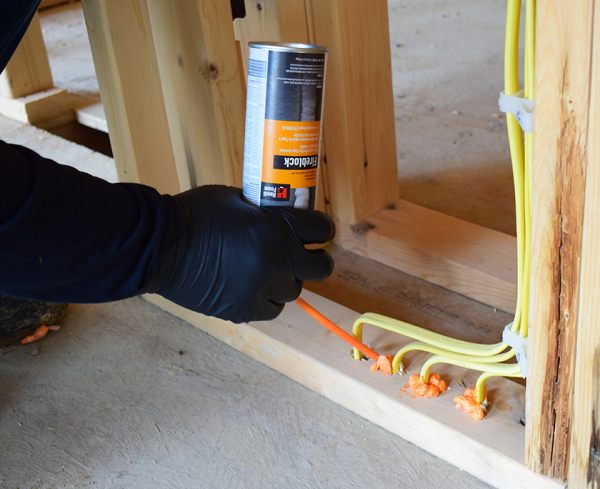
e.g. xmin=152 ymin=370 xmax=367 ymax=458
xmin=242 ymin=46 xmax=327 ymax=209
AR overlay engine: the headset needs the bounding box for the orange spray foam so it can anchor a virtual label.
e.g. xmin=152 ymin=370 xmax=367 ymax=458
xmin=370 ymin=355 xmax=394 ymax=375
xmin=453 ymin=388 xmax=487 ymax=421
xmin=407 ymin=373 xmax=447 ymax=398
xmin=21 ymin=325 xmax=60 ymax=344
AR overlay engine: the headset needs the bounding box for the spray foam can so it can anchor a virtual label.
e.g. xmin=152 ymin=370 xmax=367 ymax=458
xmin=242 ymin=42 xmax=328 ymax=210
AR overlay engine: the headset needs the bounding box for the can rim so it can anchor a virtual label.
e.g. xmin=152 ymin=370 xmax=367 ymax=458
xmin=248 ymin=42 xmax=329 ymax=53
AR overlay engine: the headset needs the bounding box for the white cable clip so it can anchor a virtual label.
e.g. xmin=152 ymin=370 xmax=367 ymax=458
xmin=499 ymin=90 xmax=534 ymax=133
xmin=502 ymin=322 xmax=528 ymax=378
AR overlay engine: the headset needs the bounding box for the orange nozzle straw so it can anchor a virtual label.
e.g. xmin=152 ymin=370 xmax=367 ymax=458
xmin=294 ymin=297 xmax=381 ymax=361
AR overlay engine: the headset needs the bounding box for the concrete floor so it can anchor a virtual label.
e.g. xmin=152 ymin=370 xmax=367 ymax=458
xmin=0 ymin=1 xmax=522 ymax=487
xmin=389 ymin=0 xmax=524 ymax=236
xmin=1 ymin=297 xmax=494 ymax=489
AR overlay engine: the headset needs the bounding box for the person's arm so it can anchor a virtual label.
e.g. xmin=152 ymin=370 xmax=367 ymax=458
xmin=0 ymin=140 xmax=183 ymax=303
xmin=0 ymin=0 xmax=42 ymax=74
xmin=0 ymin=0 xmax=333 ymax=323
xmin=0 ymin=141 xmax=335 ymax=323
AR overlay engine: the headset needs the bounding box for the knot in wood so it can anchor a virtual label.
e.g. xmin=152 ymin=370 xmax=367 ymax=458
xmin=351 ymin=221 xmax=375 ymax=236
xmin=207 ymin=63 xmax=219 ymax=80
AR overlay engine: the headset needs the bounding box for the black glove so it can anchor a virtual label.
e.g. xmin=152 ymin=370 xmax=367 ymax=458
xmin=147 ymin=185 xmax=335 ymax=323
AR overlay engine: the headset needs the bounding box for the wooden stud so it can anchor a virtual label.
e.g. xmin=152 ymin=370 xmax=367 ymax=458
xmin=147 ymin=0 xmax=246 ymax=189
xmin=81 ymin=0 xmax=180 ymax=195
xmin=526 ymin=0 xmax=595 ymax=481
xmin=0 ymin=13 xmax=53 ymax=99
xmin=311 ymin=0 xmax=399 ymax=225
xmin=566 ymin=3 xmax=600 ymax=486
xmin=334 ymin=199 xmax=518 ymax=312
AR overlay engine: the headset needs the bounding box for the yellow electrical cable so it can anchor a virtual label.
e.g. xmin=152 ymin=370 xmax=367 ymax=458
xmin=391 ymin=342 xmax=513 ymax=374
xmin=420 ymin=354 xmax=521 ymax=384
xmin=342 ymin=0 xmax=535 ymax=414
xmin=505 ymin=0 xmax=526 ymax=335
xmin=475 ymin=368 xmax=523 ymax=404
xmin=520 ymin=0 xmax=536 ymax=339
xmin=474 ymin=0 xmax=535 ymax=403
xmin=352 ymin=314 xmax=510 ymax=360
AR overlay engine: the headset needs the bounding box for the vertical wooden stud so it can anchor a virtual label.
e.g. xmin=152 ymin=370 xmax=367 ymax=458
xmin=147 ymin=0 xmax=246 ymax=189
xmin=311 ymin=0 xmax=399 ymax=225
xmin=0 ymin=13 xmax=53 ymax=99
xmin=81 ymin=0 xmax=180 ymax=195
xmin=526 ymin=0 xmax=595 ymax=481
xmin=566 ymin=3 xmax=600 ymax=486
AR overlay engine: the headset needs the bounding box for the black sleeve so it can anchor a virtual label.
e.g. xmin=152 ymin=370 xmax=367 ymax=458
xmin=0 ymin=0 xmax=42 ymax=74
xmin=0 ymin=140 xmax=183 ymax=303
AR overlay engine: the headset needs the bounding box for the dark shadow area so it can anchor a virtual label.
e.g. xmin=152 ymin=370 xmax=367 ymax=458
xmin=44 ymin=120 xmax=113 ymax=157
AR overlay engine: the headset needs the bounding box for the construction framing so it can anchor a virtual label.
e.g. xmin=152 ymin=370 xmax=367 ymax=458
xmin=3 ymin=0 xmax=599 ymax=487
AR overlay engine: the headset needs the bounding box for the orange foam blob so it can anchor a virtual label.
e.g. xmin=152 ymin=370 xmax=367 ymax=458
xmin=370 ymin=354 xmax=394 ymax=375
xmin=408 ymin=373 xmax=447 ymax=398
xmin=453 ymin=388 xmax=487 ymax=421
xmin=22 ymin=325 xmax=50 ymax=344
xmin=21 ymin=325 xmax=60 ymax=344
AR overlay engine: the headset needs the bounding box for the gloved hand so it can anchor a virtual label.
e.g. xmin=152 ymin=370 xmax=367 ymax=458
xmin=147 ymin=185 xmax=335 ymax=323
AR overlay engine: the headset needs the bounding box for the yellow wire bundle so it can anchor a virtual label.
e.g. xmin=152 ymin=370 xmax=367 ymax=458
xmin=351 ymin=0 xmax=535 ymax=407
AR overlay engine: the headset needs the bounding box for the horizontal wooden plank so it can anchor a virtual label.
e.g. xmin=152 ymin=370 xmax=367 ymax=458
xmin=334 ymin=199 xmax=518 ymax=312
xmin=145 ymin=290 xmax=562 ymax=489
xmin=0 ymin=87 xmax=76 ymax=127
xmin=76 ymin=101 xmax=108 ymax=133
